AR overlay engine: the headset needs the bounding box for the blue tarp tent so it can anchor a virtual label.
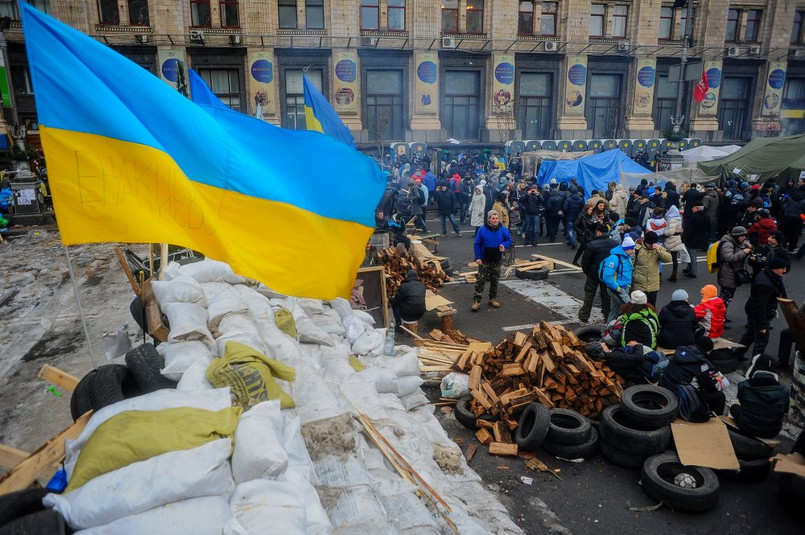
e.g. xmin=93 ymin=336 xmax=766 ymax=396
xmin=536 ymin=150 xmax=651 ymax=197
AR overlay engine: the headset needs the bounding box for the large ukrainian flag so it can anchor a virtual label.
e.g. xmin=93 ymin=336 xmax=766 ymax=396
xmin=303 ymin=75 xmax=355 ymax=148
xmin=21 ymin=3 xmax=384 ymax=300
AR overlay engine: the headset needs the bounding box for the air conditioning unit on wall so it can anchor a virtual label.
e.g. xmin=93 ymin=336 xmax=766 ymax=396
xmin=749 ymin=44 xmax=761 ymax=55
xmin=189 ymin=29 xmax=204 ymax=42
xmin=441 ymin=36 xmax=457 ymax=49
xmin=544 ymin=41 xmax=559 ymax=52
xmin=361 ymin=37 xmax=378 ymax=47
xmin=617 ymin=42 xmax=631 ymax=52
xmin=725 ymin=45 xmax=739 ymax=57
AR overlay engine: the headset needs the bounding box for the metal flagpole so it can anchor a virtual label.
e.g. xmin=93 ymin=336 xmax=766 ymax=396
xmin=64 ymin=246 xmax=98 ymax=368
xmin=671 ymin=0 xmax=695 ymax=134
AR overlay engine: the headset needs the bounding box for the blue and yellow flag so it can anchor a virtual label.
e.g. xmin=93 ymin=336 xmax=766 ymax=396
xmin=303 ymin=75 xmax=355 ymax=148
xmin=21 ymin=3 xmax=384 ymax=300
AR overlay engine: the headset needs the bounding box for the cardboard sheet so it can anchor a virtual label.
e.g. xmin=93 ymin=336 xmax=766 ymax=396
xmin=425 ymin=290 xmax=453 ymax=311
xmin=671 ymin=418 xmax=740 ymax=470
xmin=772 ymin=452 xmax=805 ymax=477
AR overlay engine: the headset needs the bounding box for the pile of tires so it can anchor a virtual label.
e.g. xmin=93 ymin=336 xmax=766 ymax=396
xmin=70 ymin=343 xmax=176 ymax=420
xmin=540 ymin=408 xmax=599 ymax=459
xmin=714 ymin=427 xmax=774 ymax=484
xmin=0 ymin=489 xmax=66 ymax=534
xmin=572 ymin=325 xmax=604 ymax=344
xmin=599 ymin=385 xmax=678 ymax=469
xmin=640 ymin=452 xmax=720 ymax=512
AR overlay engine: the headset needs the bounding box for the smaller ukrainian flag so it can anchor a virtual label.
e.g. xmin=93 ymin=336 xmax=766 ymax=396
xmin=303 ymin=75 xmax=355 ymax=148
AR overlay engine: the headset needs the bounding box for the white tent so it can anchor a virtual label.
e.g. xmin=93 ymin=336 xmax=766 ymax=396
xmin=620 ymin=167 xmax=717 ymax=189
xmin=681 ymin=144 xmax=742 ymax=164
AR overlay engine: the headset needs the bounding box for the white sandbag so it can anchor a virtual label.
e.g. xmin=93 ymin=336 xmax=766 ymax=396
xmin=327 ymin=297 xmax=354 ymax=320
xmin=224 ymin=479 xmax=307 ymax=535
xmin=176 ymin=358 xmax=215 ymax=391
xmin=162 ymin=302 xmax=214 ymax=344
xmin=178 ymin=258 xmax=246 ymax=284
xmin=151 ymin=276 xmax=207 ymax=306
xmin=360 ymin=349 xmax=420 ymax=377
xmin=297 ymin=298 xmax=325 ymax=316
xmin=397 ymin=376 xmax=424 ymax=397
xmin=157 ymin=341 xmax=213 ymax=382
xmin=342 ymin=316 xmax=370 ymax=344
xmin=356 ymin=367 xmax=399 ymax=394
xmin=214 ymin=312 xmax=268 ymax=356
xmin=281 ymin=413 xmax=315 ymax=481
xmin=378 ymin=492 xmax=440 ymax=532
xmin=351 ymin=309 xmax=376 ymax=325
xmin=200 ymin=281 xmax=235 ymax=302
xmin=326 ymin=485 xmax=388 ymax=530
xmin=310 ymin=308 xmax=345 ymax=336
xmin=351 ymin=330 xmax=384 ymax=357
xmin=64 ymin=389 xmax=231 ymax=477
xmin=161 ymin=261 xmax=182 ymax=281
xmin=287 ymin=300 xmax=334 ymax=347
xmin=232 ymin=400 xmax=288 ymax=484
xmin=399 ymin=390 xmax=429 ymax=411
xmin=46 ymin=439 xmax=234 ymax=530
xmin=281 ymin=470 xmax=332 ymax=534
xmin=208 ymin=288 xmax=249 ymax=332
xmin=74 ymin=495 xmax=232 ymax=535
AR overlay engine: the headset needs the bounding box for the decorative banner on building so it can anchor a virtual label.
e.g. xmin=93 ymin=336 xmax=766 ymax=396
xmin=0 ymin=50 xmax=10 ymax=107
xmin=564 ymin=56 xmax=587 ymax=115
xmin=633 ymin=58 xmax=656 ymax=116
xmin=157 ymin=48 xmax=188 ymax=94
xmin=332 ymin=50 xmax=358 ymax=114
xmin=762 ymin=62 xmax=786 ymax=117
xmin=414 ymin=52 xmax=439 ymax=115
xmin=247 ymin=50 xmax=276 ymax=120
xmin=698 ymin=60 xmax=722 ymax=116
xmin=491 ymin=54 xmax=515 ymax=115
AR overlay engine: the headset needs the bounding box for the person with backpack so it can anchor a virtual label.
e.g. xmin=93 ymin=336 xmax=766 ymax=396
xmin=735 ymin=256 xmax=790 ymax=361
xmin=617 ymin=291 xmax=661 ymax=349
xmin=657 ymin=289 xmax=698 ymax=349
xmin=694 ymin=284 xmax=726 ymax=339
xmin=681 ymin=201 xmax=710 ymax=278
xmin=600 ymin=235 xmax=637 ymax=324
xmin=631 ymin=231 xmax=671 ymax=307
xmin=716 ymin=225 xmax=754 ymax=311
xmin=579 ymin=223 xmax=619 ymax=323
xmin=659 ymin=335 xmax=726 ymax=418
xmin=585 ymin=340 xmax=665 ymax=386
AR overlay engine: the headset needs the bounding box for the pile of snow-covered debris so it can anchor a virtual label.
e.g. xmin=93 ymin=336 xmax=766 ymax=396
xmin=44 ymin=259 xmax=522 ymax=534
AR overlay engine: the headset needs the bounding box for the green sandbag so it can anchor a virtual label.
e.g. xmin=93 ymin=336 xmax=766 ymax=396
xmin=67 ymin=406 xmax=241 ymax=491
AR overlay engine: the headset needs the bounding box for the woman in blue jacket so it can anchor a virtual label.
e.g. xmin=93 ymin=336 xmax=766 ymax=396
xmin=472 ymin=210 xmax=512 ymax=311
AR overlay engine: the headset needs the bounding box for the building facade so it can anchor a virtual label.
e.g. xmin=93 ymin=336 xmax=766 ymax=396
xmin=2 ymin=0 xmax=805 ymax=150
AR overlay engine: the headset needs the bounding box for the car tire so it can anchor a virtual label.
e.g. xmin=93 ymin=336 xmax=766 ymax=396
xmin=454 ymin=395 xmax=494 ymax=429
xmin=88 ymin=364 xmax=142 ymax=412
xmin=715 ymin=457 xmax=771 ymax=484
xmin=515 ymin=267 xmax=549 ymax=280
xmin=600 ymin=405 xmax=671 ymax=456
xmin=710 ymin=348 xmax=739 ymax=374
xmin=546 ymin=408 xmax=592 ymax=445
xmin=599 ymin=441 xmax=646 ymax=470
xmin=515 ymin=403 xmax=551 ymax=451
xmin=542 ymin=427 xmax=599 ymax=459
xmin=727 ymin=427 xmax=774 ymax=460
xmin=0 ymin=509 xmax=66 ymax=535
xmin=573 ymin=325 xmax=604 ymax=344
xmin=620 ymin=385 xmax=679 ymax=430
xmin=641 ymin=452 xmax=720 ymax=512
xmin=124 ymin=343 xmax=176 ymax=394
xmin=70 ymin=369 xmax=98 ymax=421
xmin=0 ymin=489 xmax=50 ymax=525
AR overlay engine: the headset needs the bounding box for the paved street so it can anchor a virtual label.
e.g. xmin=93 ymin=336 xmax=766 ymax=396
xmin=412 ymin=217 xmax=802 ymax=534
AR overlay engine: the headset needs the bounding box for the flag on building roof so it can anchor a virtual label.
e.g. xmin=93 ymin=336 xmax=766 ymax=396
xmin=303 ymin=75 xmax=355 ymax=148
xmin=21 ymin=2 xmax=384 ymax=300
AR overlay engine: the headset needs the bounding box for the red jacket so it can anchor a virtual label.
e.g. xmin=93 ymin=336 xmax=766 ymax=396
xmin=747 ymin=217 xmax=777 ymax=245
xmin=694 ymin=297 xmax=726 ymax=338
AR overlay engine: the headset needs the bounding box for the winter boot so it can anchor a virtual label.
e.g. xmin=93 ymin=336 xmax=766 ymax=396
xmin=668 ymin=270 xmax=677 ymax=282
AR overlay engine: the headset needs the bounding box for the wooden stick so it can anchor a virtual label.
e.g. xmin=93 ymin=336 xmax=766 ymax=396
xmin=159 ymin=243 xmax=169 ymax=280
xmin=148 ymin=244 xmax=154 ymax=280
xmin=399 ymin=324 xmax=423 ymax=339
xmin=0 ymin=412 xmax=92 ymax=494
xmin=114 ymin=246 xmax=141 ymax=297
xmin=37 ymin=364 xmax=79 ymax=393
xmin=530 ymin=253 xmax=581 ymax=271
xmin=0 ymin=444 xmax=30 ymax=470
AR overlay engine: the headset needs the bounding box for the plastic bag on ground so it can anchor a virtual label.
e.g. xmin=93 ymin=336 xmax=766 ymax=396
xmin=45 ymin=439 xmax=234 ymax=530
xmin=440 ymin=372 xmax=470 ymax=399
xmin=232 ymin=400 xmax=288 ymax=484
xmin=158 ymin=341 xmax=213 ymax=382
xmin=74 ymin=495 xmax=231 ymax=535
xmin=224 ymin=479 xmax=307 ymax=535
xmin=162 ymin=302 xmax=214 ymax=345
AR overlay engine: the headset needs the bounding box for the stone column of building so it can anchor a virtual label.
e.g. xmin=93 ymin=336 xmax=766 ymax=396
xmin=485 ymin=0 xmax=517 ymax=142
xmin=244 ymin=1 xmax=279 ymax=125
xmin=330 ymin=2 xmax=362 ymax=134
xmin=624 ymin=1 xmax=661 ymax=137
xmin=688 ymin=0 xmax=729 ymax=138
xmin=409 ymin=2 xmax=442 ymax=139
xmin=556 ymin=0 xmax=590 ymax=137
xmin=154 ymin=2 xmax=189 ymax=96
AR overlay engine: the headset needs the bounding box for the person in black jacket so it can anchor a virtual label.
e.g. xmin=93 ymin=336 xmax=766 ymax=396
xmin=521 ymin=185 xmax=543 ymax=246
xmin=585 ymin=340 xmax=663 ymax=386
xmin=390 ymin=269 xmax=426 ymax=331
xmin=434 ymin=181 xmax=461 ymax=237
xmin=657 ymin=289 xmax=698 ymax=349
xmin=663 ymin=181 xmax=680 ymax=209
xmin=736 ymin=257 xmax=789 ymax=360
xmin=730 ymin=370 xmax=790 ymax=438
xmin=681 ymin=201 xmax=710 ymax=278
xmin=579 ymin=223 xmax=618 ymax=323
xmin=659 ymin=335 xmax=725 ymax=416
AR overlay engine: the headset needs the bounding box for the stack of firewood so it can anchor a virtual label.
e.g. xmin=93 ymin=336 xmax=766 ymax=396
xmin=460 ymin=322 xmax=622 ymax=440
xmin=375 ymin=246 xmax=450 ymax=297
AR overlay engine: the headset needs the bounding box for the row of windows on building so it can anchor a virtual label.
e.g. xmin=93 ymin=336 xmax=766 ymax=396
xmin=5 ymin=1 xmax=804 ymax=45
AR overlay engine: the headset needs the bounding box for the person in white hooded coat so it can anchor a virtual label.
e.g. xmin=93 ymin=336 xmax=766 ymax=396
xmin=609 ymin=184 xmax=629 ymax=219
xmin=664 ymin=205 xmax=684 ymax=282
xmin=470 ymin=185 xmax=486 ymax=234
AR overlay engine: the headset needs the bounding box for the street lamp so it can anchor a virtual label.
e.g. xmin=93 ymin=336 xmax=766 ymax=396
xmin=671 ymin=0 xmax=695 ymax=135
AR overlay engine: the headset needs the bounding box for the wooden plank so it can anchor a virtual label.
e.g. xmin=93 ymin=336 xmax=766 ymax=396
xmin=114 ymin=246 xmax=142 ymax=297
xmin=0 ymin=411 xmax=92 ymax=494
xmin=541 ymin=353 xmax=556 ymax=374
xmin=37 ymin=364 xmax=79 ymax=393
xmin=500 ymin=363 xmax=526 ymax=377
xmin=512 ymin=332 xmax=528 ymax=348
xmin=476 ymin=419 xmax=495 ymax=430
xmin=141 ymin=279 xmax=169 ymax=342
xmin=527 ymin=350 xmax=541 ymax=374
xmin=0 ymin=444 xmax=29 ymax=470
xmin=514 ymin=342 xmax=533 ymax=363
xmin=465 ymin=443 xmax=479 ymax=462
xmin=471 ymin=388 xmax=493 ymax=410
xmin=492 ymin=421 xmax=507 ymax=443
xmin=489 ymin=442 xmax=518 ymax=456
xmin=469 ymin=365 xmax=482 ymax=391
xmin=532 ymin=387 xmax=555 ymax=408
xmin=475 ymin=428 xmax=493 ymax=445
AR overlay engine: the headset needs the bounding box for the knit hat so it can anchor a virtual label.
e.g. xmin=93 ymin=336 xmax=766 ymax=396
xmin=550 ymin=178 xmax=557 ymax=185
xmin=643 ymin=231 xmax=659 ymax=245
xmin=672 ymin=289 xmax=689 ymax=302
xmin=487 ymin=209 xmax=500 ymax=218
xmin=769 ymin=230 xmax=784 ymax=243
xmin=630 ymin=290 xmax=647 ymax=304
xmin=731 ymin=225 xmax=747 ymax=236
xmin=479 ymin=180 xmax=487 ymax=187
xmin=701 ymin=284 xmax=718 ymax=300
xmin=695 ymin=335 xmax=714 ymax=353
xmin=621 ymin=235 xmax=636 ymax=250
xmin=768 ymin=257 xmax=791 ymax=271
